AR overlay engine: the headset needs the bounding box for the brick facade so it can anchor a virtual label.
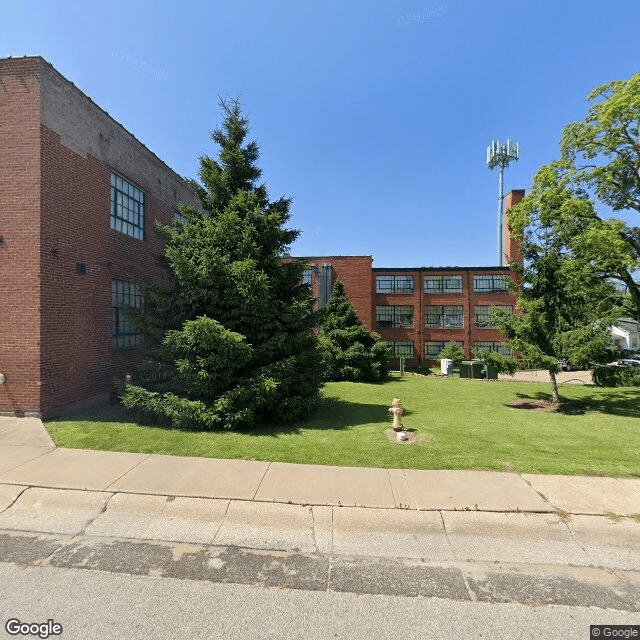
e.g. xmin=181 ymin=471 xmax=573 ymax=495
xmin=0 ymin=57 xmax=198 ymax=416
xmin=297 ymin=256 xmax=375 ymax=330
xmin=295 ymin=193 xmax=522 ymax=366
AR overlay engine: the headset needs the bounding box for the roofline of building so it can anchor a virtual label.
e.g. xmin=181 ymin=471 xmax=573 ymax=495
xmin=290 ymin=255 xmax=373 ymax=260
xmin=290 ymin=257 xmax=515 ymax=272
xmin=0 ymin=55 xmax=193 ymax=189
xmin=372 ymin=265 xmax=515 ymax=272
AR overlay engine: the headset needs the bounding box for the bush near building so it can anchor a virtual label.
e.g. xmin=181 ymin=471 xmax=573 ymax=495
xmin=318 ymin=280 xmax=391 ymax=382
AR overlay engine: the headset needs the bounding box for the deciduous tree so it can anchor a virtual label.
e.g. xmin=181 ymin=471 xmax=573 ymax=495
xmin=560 ymin=71 xmax=640 ymax=320
xmin=495 ymin=169 xmax=619 ymax=403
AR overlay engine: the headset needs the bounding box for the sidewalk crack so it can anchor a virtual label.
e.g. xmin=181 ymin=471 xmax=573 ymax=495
xmin=103 ymin=454 xmax=152 ymax=491
xmin=559 ymin=518 xmax=625 ymax=583
xmin=0 ymin=447 xmax=57 ymax=477
xmin=516 ymin=471 xmax=553 ymax=509
xmin=251 ymin=462 xmax=271 ymax=500
xmin=326 ymin=509 xmax=334 ymax=592
xmin=438 ymin=510 xmax=455 ymax=557
xmin=211 ymin=499 xmax=231 ymax=543
xmin=403 ymin=469 xmax=419 ymax=511
xmin=439 ymin=510 xmax=476 ymax=602
xmin=0 ymin=485 xmax=31 ymax=514
xmin=309 ymin=506 xmax=319 ymax=554
xmin=77 ymin=491 xmax=118 ymax=536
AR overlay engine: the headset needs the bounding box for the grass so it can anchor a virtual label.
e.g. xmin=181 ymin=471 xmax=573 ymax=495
xmin=44 ymin=374 xmax=640 ymax=476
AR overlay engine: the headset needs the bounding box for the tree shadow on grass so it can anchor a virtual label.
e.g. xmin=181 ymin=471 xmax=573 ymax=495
xmin=508 ymin=389 xmax=640 ymax=418
xmin=248 ymin=396 xmax=414 ymax=437
xmin=48 ymin=396 xmax=408 ymax=437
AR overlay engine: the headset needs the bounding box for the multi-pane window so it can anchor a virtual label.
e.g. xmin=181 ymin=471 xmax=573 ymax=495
xmin=473 ymin=274 xmax=509 ymax=292
xmin=474 ymin=305 xmax=512 ymax=328
xmin=386 ymin=341 xmax=415 ymax=358
xmin=425 ymin=341 xmax=464 ymax=359
xmin=376 ymin=305 xmax=414 ymax=329
xmin=111 ymin=173 xmax=145 ymax=240
xmin=474 ymin=341 xmax=512 ymax=355
xmin=302 ymin=269 xmax=312 ymax=286
xmin=425 ymin=305 xmax=463 ymax=328
xmin=112 ymin=280 xmax=142 ymax=348
xmin=376 ymin=275 xmax=414 ymax=294
xmin=424 ymin=275 xmax=462 ymax=294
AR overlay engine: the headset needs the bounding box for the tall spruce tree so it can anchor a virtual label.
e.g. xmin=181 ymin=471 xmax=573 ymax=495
xmin=121 ymin=98 xmax=323 ymax=430
xmin=317 ymin=280 xmax=391 ymax=382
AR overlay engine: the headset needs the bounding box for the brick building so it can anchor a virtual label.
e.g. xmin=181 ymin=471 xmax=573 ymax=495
xmin=298 ymin=190 xmax=524 ymax=367
xmin=0 ymin=56 xmax=199 ymax=416
xmin=0 ymin=55 xmax=522 ymax=416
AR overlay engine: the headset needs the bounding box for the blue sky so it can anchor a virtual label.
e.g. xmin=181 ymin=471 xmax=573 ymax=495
xmin=3 ymin=0 xmax=639 ymax=267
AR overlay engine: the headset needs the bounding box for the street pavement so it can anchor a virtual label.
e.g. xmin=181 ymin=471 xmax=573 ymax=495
xmin=0 ymin=416 xmax=639 ymax=613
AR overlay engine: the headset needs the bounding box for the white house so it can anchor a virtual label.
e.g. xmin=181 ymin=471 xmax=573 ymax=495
xmin=612 ymin=318 xmax=640 ymax=351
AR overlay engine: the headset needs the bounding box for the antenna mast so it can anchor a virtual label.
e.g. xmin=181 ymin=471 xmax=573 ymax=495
xmin=486 ymin=139 xmax=519 ymax=266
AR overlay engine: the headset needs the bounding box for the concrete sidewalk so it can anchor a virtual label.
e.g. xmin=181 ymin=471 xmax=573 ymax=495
xmin=0 ymin=416 xmax=639 ymax=578
xmin=1 ymin=416 xmax=638 ymax=515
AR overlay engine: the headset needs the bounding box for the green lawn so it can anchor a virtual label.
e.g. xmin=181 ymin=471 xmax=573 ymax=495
xmin=44 ymin=375 xmax=640 ymax=476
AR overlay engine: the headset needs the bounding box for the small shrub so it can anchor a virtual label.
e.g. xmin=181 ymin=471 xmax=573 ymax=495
xmin=593 ymin=364 xmax=640 ymax=387
xmin=436 ymin=341 xmax=465 ymax=365
xmin=405 ymin=365 xmax=432 ymax=376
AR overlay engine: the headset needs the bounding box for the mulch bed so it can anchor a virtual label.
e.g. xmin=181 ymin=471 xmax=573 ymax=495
xmin=506 ymin=399 xmax=587 ymax=414
xmin=506 ymin=399 xmax=555 ymax=411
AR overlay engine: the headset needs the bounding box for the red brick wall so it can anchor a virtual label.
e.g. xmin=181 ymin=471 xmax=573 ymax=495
xmin=373 ymin=270 xmax=421 ymax=360
xmin=504 ymin=189 xmax=525 ymax=266
xmin=300 ymin=256 xmax=374 ymax=330
xmin=374 ymin=268 xmax=518 ymax=365
xmin=0 ymin=59 xmax=42 ymax=414
xmin=1 ymin=57 xmax=199 ymax=416
xmin=39 ymin=126 xmax=181 ymax=412
xmin=421 ymin=270 xmax=467 ymax=362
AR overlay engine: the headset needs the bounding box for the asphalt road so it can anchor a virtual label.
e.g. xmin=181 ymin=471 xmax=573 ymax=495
xmin=2 ymin=562 xmax=639 ymax=640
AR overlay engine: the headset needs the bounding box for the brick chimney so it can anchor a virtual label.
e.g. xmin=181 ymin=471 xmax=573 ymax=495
xmin=504 ymin=189 xmax=525 ymax=266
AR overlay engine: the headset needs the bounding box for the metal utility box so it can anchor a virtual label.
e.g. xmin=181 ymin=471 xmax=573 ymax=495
xmin=460 ymin=360 xmax=497 ymax=379
xmin=441 ymin=358 xmax=454 ymax=376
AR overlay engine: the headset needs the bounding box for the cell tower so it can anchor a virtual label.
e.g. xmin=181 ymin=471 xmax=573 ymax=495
xmin=486 ymin=139 xmax=519 ymax=266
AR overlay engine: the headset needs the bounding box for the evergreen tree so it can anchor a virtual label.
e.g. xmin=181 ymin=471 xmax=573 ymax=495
xmin=436 ymin=341 xmax=465 ymax=366
xmin=317 ymin=280 xmax=391 ymax=382
xmin=120 ymin=98 xmax=323 ymax=430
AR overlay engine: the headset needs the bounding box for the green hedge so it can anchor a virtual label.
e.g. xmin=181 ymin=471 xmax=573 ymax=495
xmin=592 ymin=364 xmax=640 ymax=387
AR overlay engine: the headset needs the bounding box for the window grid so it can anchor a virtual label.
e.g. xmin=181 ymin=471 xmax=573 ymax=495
xmin=424 ymin=275 xmax=462 ymax=294
xmin=425 ymin=305 xmax=463 ymax=328
xmin=473 ymin=274 xmax=509 ymax=292
xmin=474 ymin=341 xmax=512 ymax=356
xmin=302 ymin=269 xmax=312 ymax=286
xmin=376 ymin=305 xmax=414 ymax=329
xmin=425 ymin=341 xmax=464 ymax=359
xmin=111 ymin=173 xmax=145 ymax=240
xmin=376 ymin=275 xmax=414 ymax=294
xmin=112 ymin=279 xmax=142 ymax=349
xmin=474 ymin=305 xmax=512 ymax=328
xmin=386 ymin=341 xmax=415 ymax=358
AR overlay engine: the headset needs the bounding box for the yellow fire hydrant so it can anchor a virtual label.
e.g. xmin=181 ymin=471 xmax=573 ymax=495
xmin=387 ymin=397 xmax=404 ymax=432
